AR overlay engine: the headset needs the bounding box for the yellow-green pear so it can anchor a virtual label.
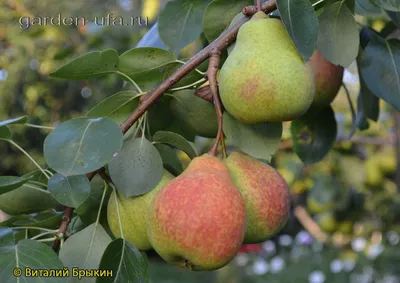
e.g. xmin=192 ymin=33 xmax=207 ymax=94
xmin=219 ymin=12 xmax=315 ymax=123
xmin=107 ymin=170 xmax=174 ymax=251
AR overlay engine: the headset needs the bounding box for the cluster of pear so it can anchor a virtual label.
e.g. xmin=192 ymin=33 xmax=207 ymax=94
xmin=218 ymin=11 xmax=344 ymax=123
xmin=107 ymin=152 xmax=290 ymax=271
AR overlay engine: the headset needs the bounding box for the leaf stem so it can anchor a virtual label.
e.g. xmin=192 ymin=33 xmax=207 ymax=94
xmin=31 ymin=231 xmax=56 ymax=240
xmin=13 ymin=227 xmax=58 ymax=233
xmin=7 ymin=140 xmax=51 ymax=180
xmin=343 ymin=83 xmax=356 ymax=139
xmin=37 ymin=236 xmax=58 ymax=243
xmin=23 ymin=184 xmax=52 ymax=195
xmin=116 ymin=71 xmax=144 ymax=94
xmin=175 ymin=60 xmax=206 ymax=75
xmin=25 ymin=123 xmax=55 ymax=130
xmin=169 ymin=78 xmax=207 ymax=92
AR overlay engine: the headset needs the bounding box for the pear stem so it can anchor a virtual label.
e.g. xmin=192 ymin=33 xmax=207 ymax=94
xmin=207 ymin=48 xmax=226 ymax=158
xmin=257 ymin=0 xmax=262 ymax=11
xmin=52 ymin=0 xmax=278 ymax=251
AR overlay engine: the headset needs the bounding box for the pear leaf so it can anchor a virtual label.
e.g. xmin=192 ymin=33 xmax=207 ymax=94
xmin=0 ymin=176 xmax=32 ymax=195
xmin=154 ymin=144 xmax=184 ymax=176
xmin=108 ymin=138 xmax=163 ymax=197
xmin=0 ymin=237 xmax=66 ymax=283
xmin=276 ymin=0 xmax=319 ymax=60
xmin=223 ymin=112 xmax=282 ymax=162
xmin=158 ymin=0 xmax=209 ymax=55
xmin=44 ymin=117 xmax=123 ymax=176
xmin=153 ymin=131 xmax=197 ymax=159
xmin=358 ymin=35 xmax=400 ymax=110
xmin=96 ymin=239 xmax=148 ymax=283
xmin=10 ymin=211 xmax=63 ymax=229
xmin=86 ymin=91 xmax=141 ymax=118
xmin=387 ymin=10 xmax=400 ymax=27
xmin=48 ymin=173 xmax=91 ymax=208
xmin=119 ymin=47 xmax=176 ymax=83
xmin=49 ymin=49 xmax=119 ymax=79
xmin=0 ymin=116 xmax=28 ymax=127
xmin=59 ymin=223 xmax=112 ymax=283
xmin=374 ymin=0 xmax=400 ymax=11
xmin=0 ymin=126 xmax=12 ymax=140
xmin=291 ymin=106 xmax=337 ymax=165
xmin=316 ymin=2 xmax=359 ymax=67
xmin=202 ymin=0 xmax=253 ymax=42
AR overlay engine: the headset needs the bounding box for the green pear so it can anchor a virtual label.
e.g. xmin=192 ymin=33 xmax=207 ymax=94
xmin=107 ymin=170 xmax=174 ymax=251
xmin=147 ymin=154 xmax=246 ymax=271
xmin=308 ymin=49 xmax=344 ymax=111
xmin=224 ymin=152 xmax=290 ymax=243
xmin=219 ymin=12 xmax=315 ymax=123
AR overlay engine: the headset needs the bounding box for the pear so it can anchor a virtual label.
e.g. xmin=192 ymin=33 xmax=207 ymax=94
xmin=147 ymin=154 xmax=246 ymax=271
xmin=308 ymin=49 xmax=344 ymax=111
xmin=107 ymin=170 xmax=174 ymax=251
xmin=219 ymin=12 xmax=315 ymax=123
xmin=224 ymin=152 xmax=290 ymax=243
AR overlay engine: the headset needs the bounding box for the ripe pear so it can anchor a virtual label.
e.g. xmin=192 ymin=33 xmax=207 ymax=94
xmin=219 ymin=12 xmax=315 ymax=123
xmin=107 ymin=170 xmax=174 ymax=251
xmin=147 ymin=154 xmax=246 ymax=271
xmin=224 ymin=152 xmax=290 ymax=243
xmin=308 ymin=49 xmax=344 ymax=111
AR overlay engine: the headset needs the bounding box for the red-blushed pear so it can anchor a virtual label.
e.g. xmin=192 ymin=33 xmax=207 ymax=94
xmin=147 ymin=154 xmax=247 ymax=271
xmin=107 ymin=170 xmax=174 ymax=251
xmin=308 ymin=49 xmax=344 ymax=111
xmin=224 ymin=152 xmax=290 ymax=244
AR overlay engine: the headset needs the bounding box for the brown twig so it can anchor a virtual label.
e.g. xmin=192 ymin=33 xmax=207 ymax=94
xmin=257 ymin=0 xmax=262 ymax=12
xmin=294 ymin=206 xmax=329 ymax=244
xmin=52 ymin=0 xmax=278 ymax=251
xmin=243 ymin=0 xmax=276 ymax=15
xmin=207 ymin=48 xmax=226 ymax=157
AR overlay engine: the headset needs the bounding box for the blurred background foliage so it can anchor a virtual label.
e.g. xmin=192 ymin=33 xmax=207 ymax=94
xmin=1 ymin=0 xmax=400 ymax=282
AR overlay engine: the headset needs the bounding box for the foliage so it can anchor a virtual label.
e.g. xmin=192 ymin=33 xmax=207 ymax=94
xmin=0 ymin=0 xmax=400 ymax=282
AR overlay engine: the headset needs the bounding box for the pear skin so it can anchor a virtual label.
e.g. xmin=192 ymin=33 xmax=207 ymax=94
xmin=224 ymin=152 xmax=290 ymax=243
xmin=107 ymin=170 xmax=174 ymax=251
xmin=147 ymin=154 xmax=246 ymax=271
xmin=219 ymin=12 xmax=315 ymax=123
xmin=309 ymin=49 xmax=344 ymax=111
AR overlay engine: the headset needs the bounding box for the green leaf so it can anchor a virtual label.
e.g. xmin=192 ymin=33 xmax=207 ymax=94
xmin=223 ymin=112 xmax=282 ymax=162
xmin=44 ymin=117 xmax=123 ymax=176
xmin=59 ymin=223 xmax=112 ymax=283
xmin=86 ymin=91 xmax=141 ymax=119
xmin=0 ymin=239 xmax=67 ymax=283
xmin=276 ymin=0 xmax=319 ymax=60
xmin=158 ymin=0 xmax=209 ymax=55
xmin=0 ymin=116 xmax=28 ymax=127
xmin=169 ymin=90 xmax=218 ymax=138
xmin=48 ymin=173 xmax=91 ymax=208
xmin=96 ymin=239 xmax=149 ymax=283
xmin=355 ymin=0 xmax=384 ymax=16
xmin=154 ymin=144 xmax=184 ymax=176
xmin=108 ymin=138 xmax=163 ymax=197
xmin=23 ymin=170 xmax=51 ymax=185
xmin=316 ymin=2 xmax=360 ymax=67
xmin=202 ymin=0 xmax=253 ymax=42
xmin=11 ymin=211 xmax=63 ymax=229
xmin=358 ymin=35 xmax=400 ymax=110
xmin=0 ymin=126 xmax=12 ymax=140
xmin=0 ymin=215 xmax=32 ymax=227
xmin=119 ymin=48 xmax=176 ymax=83
xmin=290 ymin=106 xmax=337 ymax=165
xmin=75 ymin=178 xmax=108 ymax=225
xmin=0 ymin=176 xmax=31 ymax=195
xmin=387 ymin=10 xmax=400 ymax=27
xmin=0 ymin=185 xmax=59 ymax=215
xmin=153 ymin=131 xmax=197 ymax=159
xmin=374 ymin=0 xmax=400 ymax=11
xmin=49 ymin=49 xmax=119 ymax=79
